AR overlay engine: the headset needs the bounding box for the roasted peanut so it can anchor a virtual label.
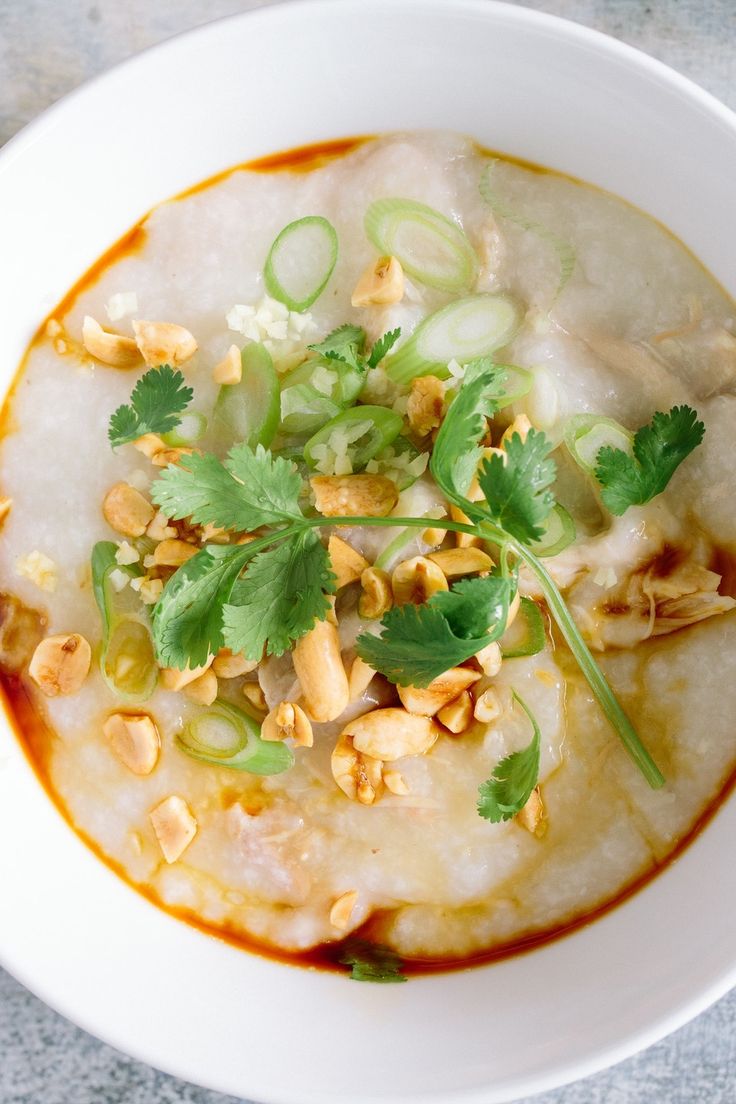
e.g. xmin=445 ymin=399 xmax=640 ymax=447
xmin=358 ymin=566 xmax=393 ymax=619
xmin=0 ymin=497 xmax=12 ymax=528
xmin=152 ymin=539 xmax=199 ymax=567
xmin=151 ymin=446 xmax=196 ymax=468
xmin=212 ymin=648 xmax=258 ymax=679
xmin=242 ymin=682 xmax=267 ymax=713
xmin=501 ymin=413 xmax=532 ymax=447
xmin=103 ymin=712 xmax=160 ymax=775
xmin=407 ymin=375 xmax=445 ymax=437
xmin=398 ymin=667 xmax=481 ymax=716
xmin=160 ymin=657 xmax=213 ymax=692
xmin=427 ymin=547 xmax=493 ymax=577
xmin=437 ymin=691 xmax=474 ymax=734
xmin=348 ymin=655 xmax=376 ymax=700
xmin=292 ymin=619 xmax=349 ymax=722
xmin=29 ymin=633 xmax=91 ymax=697
xmin=331 ymin=733 xmax=384 ymax=805
xmin=328 ymin=535 xmax=370 ymax=589
xmin=261 ymin=701 xmax=313 ymax=747
xmin=132 ymin=319 xmax=197 ymax=367
xmin=329 ymin=889 xmax=359 ymax=930
xmin=146 ymin=511 xmax=177 ymax=541
xmin=383 ymin=769 xmax=410 ymax=795
xmin=103 ymin=482 xmax=154 ymax=537
xmin=150 ymin=795 xmax=197 ymax=863
xmin=343 ymin=708 xmax=438 ymax=761
xmin=474 ymin=640 xmax=502 ymax=677
xmin=183 ymin=667 xmax=218 ymax=706
xmin=82 ymin=315 xmax=141 ymax=368
xmin=473 ymin=687 xmax=502 ymax=723
xmin=132 ymin=433 xmax=166 ymax=459
xmin=516 ymin=787 xmax=546 ymax=836
xmin=213 ymin=344 xmax=242 ymax=385
xmin=351 ymin=255 xmax=404 ymax=308
xmin=311 ymin=474 xmax=398 ymax=518
xmin=449 ymin=503 xmax=483 ymax=549
xmin=391 ymin=556 xmax=448 ymax=605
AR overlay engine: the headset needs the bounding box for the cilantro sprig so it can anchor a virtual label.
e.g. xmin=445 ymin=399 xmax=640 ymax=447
xmin=477 ymin=692 xmax=541 ymax=822
xmin=338 ymin=939 xmax=407 ymax=983
xmin=594 ymin=405 xmax=705 ymax=515
xmin=108 ymin=365 xmax=193 ymax=447
xmin=308 ymin=323 xmax=401 ymax=373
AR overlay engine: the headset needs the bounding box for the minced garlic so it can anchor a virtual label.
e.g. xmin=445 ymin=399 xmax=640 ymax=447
xmin=15 ymin=551 xmax=58 ymax=593
xmin=225 ymin=295 xmax=318 ymax=362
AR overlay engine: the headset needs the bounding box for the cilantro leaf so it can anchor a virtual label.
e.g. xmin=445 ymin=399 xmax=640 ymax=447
xmin=356 ymin=575 xmax=513 ymax=687
xmin=477 ymin=692 xmax=541 ymax=822
xmin=108 ymin=365 xmax=193 ymax=448
xmin=430 ymin=358 xmax=507 ymax=507
xmin=367 ymin=327 xmax=401 ymax=369
xmin=477 ymin=429 xmax=556 ymax=543
xmin=308 ymin=324 xmax=366 ymax=372
xmin=151 ymin=444 xmax=303 ymax=531
xmin=152 ymin=543 xmax=255 ymax=669
xmin=338 ymin=939 xmax=407 ymax=983
xmin=222 ymin=531 xmax=335 ymax=659
xmin=595 ymin=405 xmax=705 ymax=516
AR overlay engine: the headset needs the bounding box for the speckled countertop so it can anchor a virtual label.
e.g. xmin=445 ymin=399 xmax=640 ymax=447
xmin=1 ymin=1 xmax=735 ymax=1101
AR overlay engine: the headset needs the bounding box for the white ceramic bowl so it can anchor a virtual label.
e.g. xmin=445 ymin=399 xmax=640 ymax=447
xmin=1 ymin=2 xmax=735 ymax=1101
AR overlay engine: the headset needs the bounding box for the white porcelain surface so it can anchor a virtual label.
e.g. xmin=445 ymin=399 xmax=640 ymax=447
xmin=1 ymin=2 xmax=735 ymax=1101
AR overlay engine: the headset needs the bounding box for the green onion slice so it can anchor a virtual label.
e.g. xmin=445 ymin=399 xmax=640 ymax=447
xmin=491 ymin=364 xmax=534 ymax=407
xmin=212 ymin=342 xmax=280 ymax=449
xmin=161 ymin=411 xmax=207 ymax=447
xmin=364 ymin=197 xmax=478 ymax=292
xmin=564 ymin=414 xmax=634 ymax=476
xmin=177 ymin=698 xmax=294 ymax=774
xmin=91 ymin=541 xmax=158 ymax=703
xmin=281 ymin=354 xmax=366 ymax=411
xmin=303 ymin=406 xmax=403 ymax=472
xmin=500 ymin=597 xmax=546 ymax=659
xmin=279 ymin=383 xmax=343 ymax=436
xmin=531 ymin=504 xmax=576 ymax=558
xmin=264 ymin=215 xmax=338 ymax=312
xmin=385 ymin=294 xmax=521 ymax=385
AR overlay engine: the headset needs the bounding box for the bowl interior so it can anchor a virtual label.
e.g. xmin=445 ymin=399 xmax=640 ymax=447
xmin=1 ymin=3 xmax=735 ymax=1102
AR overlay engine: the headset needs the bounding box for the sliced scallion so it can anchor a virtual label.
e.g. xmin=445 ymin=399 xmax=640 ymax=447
xmin=492 ymin=364 xmax=534 ymax=407
xmin=564 ymin=414 xmax=634 ymax=476
xmin=177 ymin=698 xmax=294 ymax=774
xmin=264 ymin=215 xmax=338 ymax=312
xmin=161 ymin=411 xmax=207 ymax=447
xmin=531 ymin=503 xmax=576 ymax=558
xmin=279 ymin=382 xmax=342 ymax=436
xmin=364 ymin=197 xmax=478 ymax=292
xmin=385 ymin=294 xmax=521 ymax=384
xmin=212 ymin=342 xmax=280 ymax=449
xmin=303 ymin=406 xmax=403 ymax=471
xmin=91 ymin=541 xmax=158 ymax=703
xmin=500 ymin=597 xmax=546 ymax=659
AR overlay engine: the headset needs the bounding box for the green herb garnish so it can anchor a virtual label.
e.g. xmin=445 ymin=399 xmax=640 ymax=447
xmin=108 ymin=365 xmax=193 ymax=448
xmin=338 ymin=939 xmax=407 ymax=983
xmin=594 ymin=405 xmax=705 ymax=515
xmin=477 ymin=692 xmax=541 ymax=822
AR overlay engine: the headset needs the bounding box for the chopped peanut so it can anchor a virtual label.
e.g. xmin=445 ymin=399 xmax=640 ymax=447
xmin=242 ymin=682 xmax=267 ymax=713
xmin=293 ymin=619 xmax=349 ymax=723
xmin=331 ymin=733 xmax=384 ymax=805
xmin=183 ymin=667 xmax=218 ymax=706
xmin=351 ymin=255 xmax=404 ymax=308
xmin=358 ymin=566 xmax=393 ymax=619
xmin=473 ymin=687 xmax=502 ymax=723
xmin=383 ymin=769 xmax=410 ymax=795
xmin=407 ymin=375 xmax=445 ymax=437
xmin=160 ymin=657 xmax=213 ymax=691
xmin=516 ymin=787 xmax=546 ymax=836
xmin=501 ymin=413 xmax=532 ymax=447
xmin=398 ymin=667 xmax=481 ymax=716
xmin=0 ymin=497 xmax=12 ymax=528
xmin=132 ymin=433 xmax=166 ymax=459
xmin=213 ymin=344 xmax=242 ymax=385
xmin=152 ymin=539 xmax=199 ymax=568
xmin=329 ymin=889 xmax=359 ymax=931
xmin=427 ymin=547 xmax=493 ymax=577
xmin=132 ymin=319 xmax=197 ymax=367
xmin=103 ymin=482 xmax=154 ymax=537
xmin=82 ymin=315 xmax=141 ymax=368
xmin=151 ymin=446 xmax=196 ymax=468
xmin=437 ymin=691 xmax=474 ymax=734
xmin=311 ymin=474 xmax=398 ymax=518
xmin=150 ymin=795 xmax=197 ymax=863
xmin=348 ymin=655 xmax=376 ymax=700
xmin=328 ymin=535 xmax=370 ymax=589
xmin=392 ymin=556 xmax=448 ymax=606
xmin=475 ymin=640 xmax=502 ymax=676
xmin=103 ymin=712 xmax=160 ymax=775
xmin=146 ymin=511 xmax=177 ymax=542
xmin=212 ymin=648 xmax=258 ymax=679
xmin=29 ymin=633 xmax=91 ymax=697
xmin=343 ymin=708 xmax=438 ymax=761
xmin=261 ymin=701 xmax=313 ymax=747
xmin=449 ymin=503 xmax=483 ymax=549
xmin=422 ymin=525 xmax=447 ymax=546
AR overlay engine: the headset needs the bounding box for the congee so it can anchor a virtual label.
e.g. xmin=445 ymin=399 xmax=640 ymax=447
xmin=2 ymin=132 xmax=735 ymax=980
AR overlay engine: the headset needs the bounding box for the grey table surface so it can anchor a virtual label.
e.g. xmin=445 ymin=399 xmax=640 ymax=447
xmin=1 ymin=0 xmax=735 ymax=1101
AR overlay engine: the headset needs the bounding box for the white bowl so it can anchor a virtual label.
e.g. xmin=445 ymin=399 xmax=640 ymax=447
xmin=1 ymin=2 xmax=735 ymax=1101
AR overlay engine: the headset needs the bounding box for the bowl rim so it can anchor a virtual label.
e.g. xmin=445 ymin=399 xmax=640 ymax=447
xmin=1 ymin=2 xmax=736 ymax=1101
